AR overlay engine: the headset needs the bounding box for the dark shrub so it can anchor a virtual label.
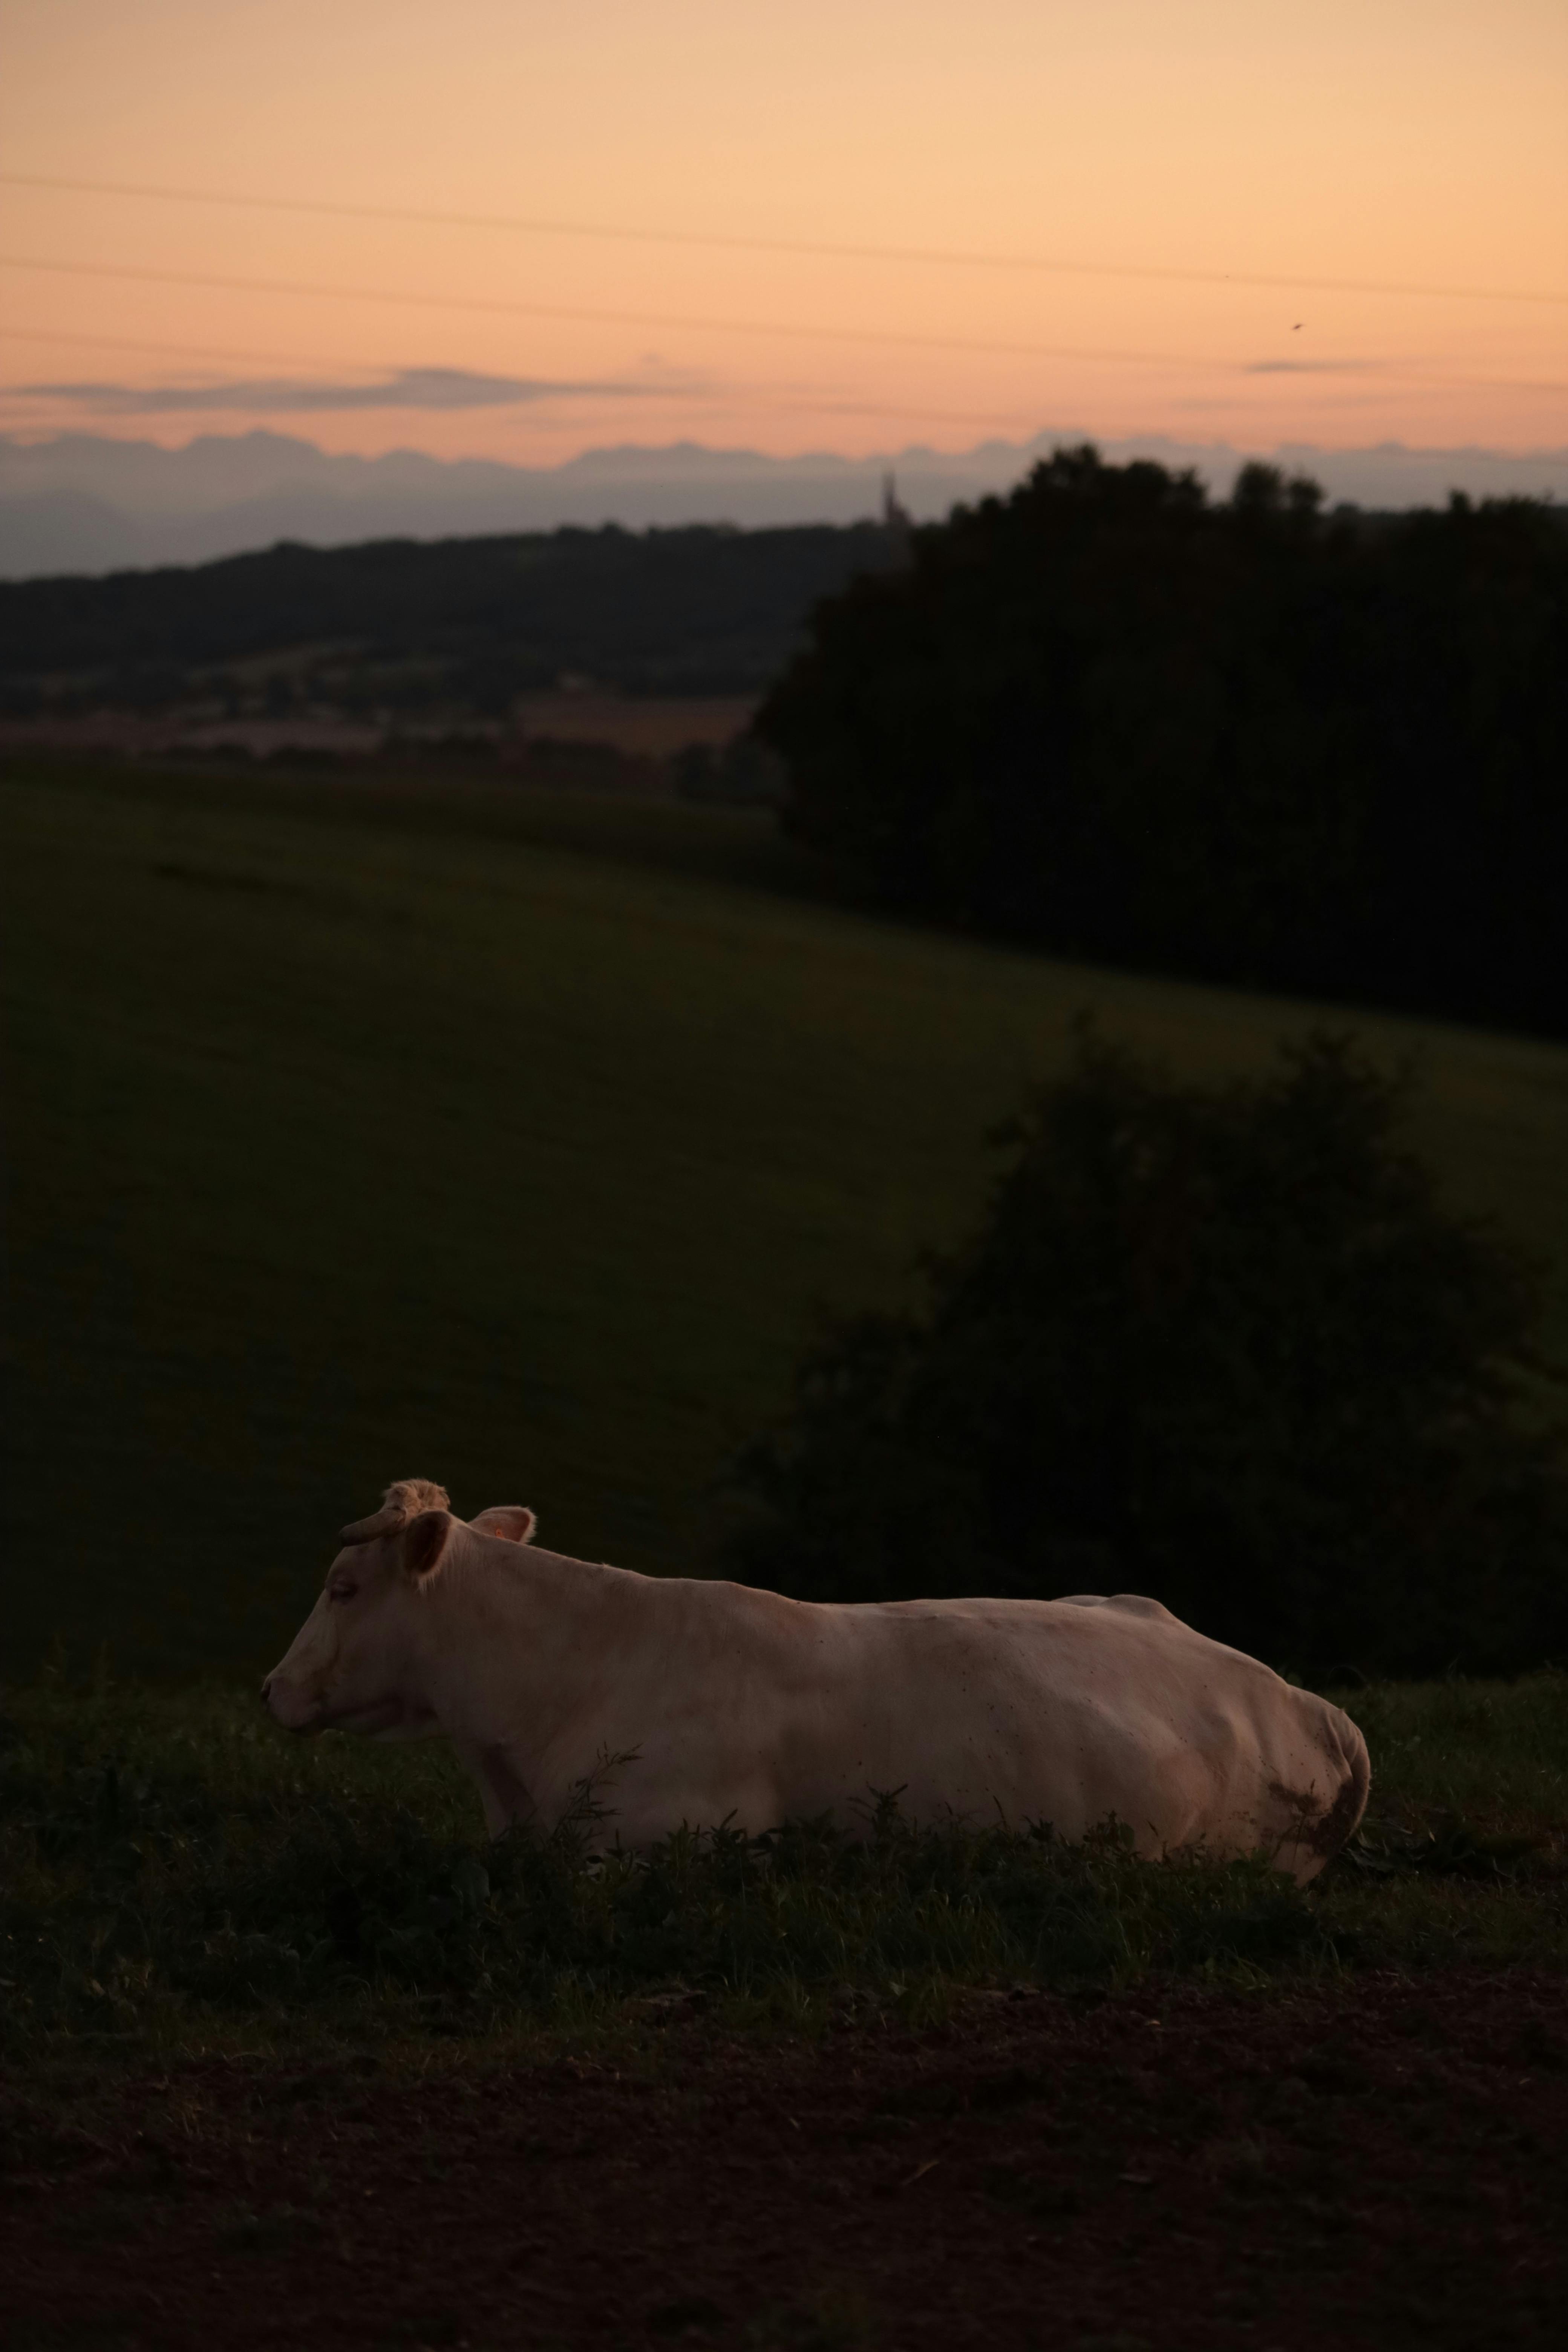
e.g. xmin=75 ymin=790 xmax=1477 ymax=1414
xmin=729 ymin=1031 xmax=1568 ymax=1677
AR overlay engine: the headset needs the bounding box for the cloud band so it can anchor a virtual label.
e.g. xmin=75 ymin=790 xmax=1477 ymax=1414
xmin=14 ymin=364 xmax=682 ymax=416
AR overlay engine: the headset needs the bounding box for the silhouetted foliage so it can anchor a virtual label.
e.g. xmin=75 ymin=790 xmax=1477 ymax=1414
xmin=730 ymin=1032 xmax=1568 ymax=1677
xmin=758 ymin=448 xmax=1568 ymax=1035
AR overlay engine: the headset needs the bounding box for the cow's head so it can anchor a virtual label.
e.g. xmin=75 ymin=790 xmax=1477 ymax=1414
xmin=262 ymin=1479 xmax=535 ymax=1737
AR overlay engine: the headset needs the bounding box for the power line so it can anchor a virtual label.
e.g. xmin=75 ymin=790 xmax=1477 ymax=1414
xmin=4 ymin=170 xmax=1565 ymax=310
xmin=2 ymin=256 xmax=1558 ymax=400
xmin=0 ymin=254 xmax=1236 ymax=369
xmin=0 ymin=324 xmax=358 ymax=371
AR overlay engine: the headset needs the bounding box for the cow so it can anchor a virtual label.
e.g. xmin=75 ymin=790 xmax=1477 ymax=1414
xmin=263 ymin=1478 xmax=1370 ymax=1882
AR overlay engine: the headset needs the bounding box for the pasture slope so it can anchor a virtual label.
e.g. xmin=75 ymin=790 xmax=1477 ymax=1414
xmin=4 ymin=755 xmax=1568 ymax=1676
xmin=4 ymin=758 xmax=1568 ymax=2347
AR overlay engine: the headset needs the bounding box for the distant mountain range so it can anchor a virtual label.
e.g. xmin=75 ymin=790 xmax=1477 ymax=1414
xmin=2 ymin=427 xmax=1565 ymax=580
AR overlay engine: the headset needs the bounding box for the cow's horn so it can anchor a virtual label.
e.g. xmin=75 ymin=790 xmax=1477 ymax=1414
xmin=339 ymin=1503 xmax=402 ymax=1544
xmin=340 ymin=1478 xmax=451 ymax=1545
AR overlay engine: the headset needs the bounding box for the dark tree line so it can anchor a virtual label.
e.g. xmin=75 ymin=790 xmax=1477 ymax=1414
xmin=759 ymin=449 xmax=1568 ymax=1037
xmin=729 ymin=1033 xmax=1568 ymax=1677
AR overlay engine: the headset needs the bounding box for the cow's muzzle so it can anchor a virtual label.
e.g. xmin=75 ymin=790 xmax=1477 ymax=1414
xmin=261 ymin=1672 xmax=323 ymax=1733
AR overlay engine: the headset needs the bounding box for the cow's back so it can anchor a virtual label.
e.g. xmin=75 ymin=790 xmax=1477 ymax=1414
xmin=446 ymin=1553 xmax=1367 ymax=1879
xmin=745 ymin=1589 xmax=1367 ymax=1881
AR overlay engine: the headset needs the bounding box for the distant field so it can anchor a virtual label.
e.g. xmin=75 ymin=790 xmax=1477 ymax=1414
xmin=513 ymin=691 xmax=757 ymax=756
xmin=5 ymin=757 xmax=1568 ymax=1678
xmin=0 ymin=690 xmax=758 ymax=770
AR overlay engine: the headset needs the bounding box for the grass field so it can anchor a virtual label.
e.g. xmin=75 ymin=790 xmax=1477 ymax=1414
xmin=8 ymin=755 xmax=1566 ymax=2349
xmin=5 ymin=756 xmax=1568 ymax=1679
xmin=8 ymin=1676 xmax=1563 ymax=2352
xmin=3 ymin=1671 xmax=1565 ymax=2066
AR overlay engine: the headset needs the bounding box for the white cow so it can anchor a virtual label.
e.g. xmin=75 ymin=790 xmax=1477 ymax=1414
xmin=263 ymin=1479 xmax=1369 ymax=1882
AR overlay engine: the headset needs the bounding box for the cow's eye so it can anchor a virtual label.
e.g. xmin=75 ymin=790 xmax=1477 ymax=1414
xmin=328 ymin=1580 xmax=358 ymax=1603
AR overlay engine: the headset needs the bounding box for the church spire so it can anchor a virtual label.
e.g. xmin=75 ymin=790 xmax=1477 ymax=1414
xmin=881 ymin=470 xmax=913 ymax=564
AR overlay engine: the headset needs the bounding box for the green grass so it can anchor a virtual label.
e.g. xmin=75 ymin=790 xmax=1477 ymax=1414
xmin=5 ymin=756 xmax=1568 ymax=1678
xmin=1348 ymin=1676 xmax=1568 ymax=1834
xmin=3 ymin=1673 xmax=1564 ymax=2066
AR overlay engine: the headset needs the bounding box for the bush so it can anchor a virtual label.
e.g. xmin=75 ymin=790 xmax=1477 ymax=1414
xmin=729 ymin=1031 xmax=1568 ymax=1676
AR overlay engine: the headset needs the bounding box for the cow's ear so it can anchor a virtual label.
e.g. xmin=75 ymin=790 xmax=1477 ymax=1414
xmin=470 ymin=1505 xmax=537 ymax=1545
xmin=402 ymin=1509 xmax=454 ymax=1585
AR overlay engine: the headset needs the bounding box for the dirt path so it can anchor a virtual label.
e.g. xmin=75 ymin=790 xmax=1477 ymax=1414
xmin=6 ymin=1971 xmax=1566 ymax=2351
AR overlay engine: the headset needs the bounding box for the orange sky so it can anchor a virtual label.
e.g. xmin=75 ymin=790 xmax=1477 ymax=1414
xmin=2 ymin=0 xmax=1564 ymax=461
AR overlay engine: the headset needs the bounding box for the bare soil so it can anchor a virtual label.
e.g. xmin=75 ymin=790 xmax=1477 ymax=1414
xmin=5 ymin=1971 xmax=1566 ymax=2352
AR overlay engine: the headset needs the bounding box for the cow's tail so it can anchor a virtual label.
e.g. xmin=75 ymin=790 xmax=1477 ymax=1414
xmin=1317 ymin=1704 xmax=1372 ymax=1862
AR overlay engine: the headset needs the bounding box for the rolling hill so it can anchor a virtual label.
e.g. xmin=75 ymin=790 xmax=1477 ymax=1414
xmin=5 ymin=757 xmax=1567 ymax=1675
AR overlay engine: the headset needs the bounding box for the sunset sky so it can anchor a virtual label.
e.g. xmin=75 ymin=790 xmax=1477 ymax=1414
xmin=2 ymin=0 xmax=1564 ymax=464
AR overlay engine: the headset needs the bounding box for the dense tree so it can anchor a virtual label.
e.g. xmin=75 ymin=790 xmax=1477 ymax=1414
xmin=729 ymin=1032 xmax=1568 ymax=1677
xmin=758 ymin=450 xmax=1568 ymax=1035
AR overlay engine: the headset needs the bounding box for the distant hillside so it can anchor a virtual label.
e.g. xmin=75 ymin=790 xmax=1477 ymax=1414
xmin=0 ymin=520 xmax=903 ymax=703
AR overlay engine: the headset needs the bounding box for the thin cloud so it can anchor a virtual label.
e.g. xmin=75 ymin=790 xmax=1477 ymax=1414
xmin=1244 ymin=359 xmax=1379 ymax=375
xmin=15 ymin=365 xmax=686 ymax=416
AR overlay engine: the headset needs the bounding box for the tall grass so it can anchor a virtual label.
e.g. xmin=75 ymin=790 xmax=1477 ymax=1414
xmin=4 ymin=1675 xmax=1565 ymax=2063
